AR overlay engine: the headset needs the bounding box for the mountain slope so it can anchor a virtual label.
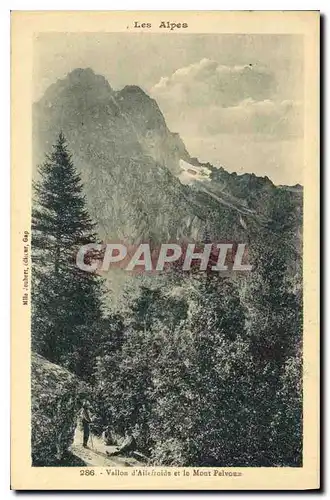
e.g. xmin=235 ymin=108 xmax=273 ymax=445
xmin=33 ymin=68 xmax=302 ymax=248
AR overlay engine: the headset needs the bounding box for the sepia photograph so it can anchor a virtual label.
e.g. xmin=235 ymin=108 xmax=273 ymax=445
xmin=11 ymin=11 xmax=319 ymax=490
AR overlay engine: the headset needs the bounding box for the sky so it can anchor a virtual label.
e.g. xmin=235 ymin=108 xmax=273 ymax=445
xmin=34 ymin=33 xmax=304 ymax=185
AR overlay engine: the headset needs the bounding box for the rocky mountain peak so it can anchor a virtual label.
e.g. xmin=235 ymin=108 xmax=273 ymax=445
xmin=33 ymin=68 xmax=302 ymax=248
xmin=39 ymin=68 xmax=113 ymax=109
xmin=67 ymin=67 xmax=112 ymax=89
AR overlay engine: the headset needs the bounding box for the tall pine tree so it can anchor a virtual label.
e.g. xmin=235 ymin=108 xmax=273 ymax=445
xmin=32 ymin=133 xmax=104 ymax=379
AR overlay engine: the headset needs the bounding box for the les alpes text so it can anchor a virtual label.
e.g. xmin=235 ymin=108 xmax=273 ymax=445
xmin=134 ymin=21 xmax=188 ymax=30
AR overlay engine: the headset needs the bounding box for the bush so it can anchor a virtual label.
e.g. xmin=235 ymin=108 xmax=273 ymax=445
xmin=149 ymin=438 xmax=188 ymax=466
xmin=31 ymin=352 xmax=85 ymax=466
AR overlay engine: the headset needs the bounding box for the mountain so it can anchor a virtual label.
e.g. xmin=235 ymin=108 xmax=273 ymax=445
xmin=33 ymin=68 xmax=302 ymax=248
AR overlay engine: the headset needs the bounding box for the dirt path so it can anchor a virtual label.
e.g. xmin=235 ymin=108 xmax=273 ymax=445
xmin=69 ymin=428 xmax=145 ymax=467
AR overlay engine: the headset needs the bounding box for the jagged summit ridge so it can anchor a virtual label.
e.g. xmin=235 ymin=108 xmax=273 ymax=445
xmin=33 ymin=68 xmax=302 ymax=246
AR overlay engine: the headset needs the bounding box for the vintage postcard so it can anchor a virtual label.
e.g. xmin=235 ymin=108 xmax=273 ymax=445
xmin=11 ymin=11 xmax=319 ymax=490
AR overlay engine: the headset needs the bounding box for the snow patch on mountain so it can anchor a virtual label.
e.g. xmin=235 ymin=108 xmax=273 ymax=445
xmin=178 ymin=159 xmax=212 ymax=185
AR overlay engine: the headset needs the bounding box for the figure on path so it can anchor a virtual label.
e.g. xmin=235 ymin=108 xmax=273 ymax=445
xmin=79 ymin=401 xmax=92 ymax=448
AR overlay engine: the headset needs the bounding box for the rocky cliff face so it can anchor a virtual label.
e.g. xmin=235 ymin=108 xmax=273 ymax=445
xmin=33 ymin=68 xmax=302 ymax=247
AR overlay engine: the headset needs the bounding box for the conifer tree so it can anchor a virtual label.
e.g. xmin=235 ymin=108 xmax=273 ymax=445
xmin=32 ymin=133 xmax=104 ymax=378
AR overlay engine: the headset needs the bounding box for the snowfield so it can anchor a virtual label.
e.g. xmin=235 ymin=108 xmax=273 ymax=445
xmin=178 ymin=159 xmax=212 ymax=185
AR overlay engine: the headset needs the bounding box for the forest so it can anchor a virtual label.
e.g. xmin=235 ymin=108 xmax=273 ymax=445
xmin=31 ymin=133 xmax=303 ymax=467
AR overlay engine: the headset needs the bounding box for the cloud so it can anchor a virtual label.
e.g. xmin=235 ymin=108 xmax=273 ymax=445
xmin=151 ymin=58 xmax=276 ymax=108
xmin=197 ymin=98 xmax=303 ymax=138
xmin=151 ymin=59 xmax=302 ymax=139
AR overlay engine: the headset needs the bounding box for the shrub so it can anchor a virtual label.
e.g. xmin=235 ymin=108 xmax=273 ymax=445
xmin=31 ymin=352 xmax=85 ymax=466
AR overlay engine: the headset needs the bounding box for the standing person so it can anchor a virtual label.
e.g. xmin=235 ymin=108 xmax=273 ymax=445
xmin=79 ymin=401 xmax=92 ymax=448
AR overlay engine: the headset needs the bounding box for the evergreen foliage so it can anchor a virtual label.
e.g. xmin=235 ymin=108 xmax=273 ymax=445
xmin=32 ymin=133 xmax=104 ymax=379
xmin=31 ymin=134 xmax=303 ymax=467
